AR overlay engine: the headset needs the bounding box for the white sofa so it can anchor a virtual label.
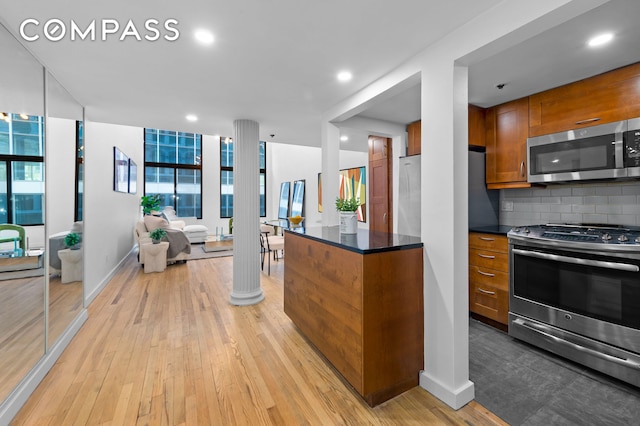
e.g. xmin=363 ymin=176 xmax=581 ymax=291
xmin=134 ymin=217 xmax=190 ymax=265
xmin=160 ymin=206 xmax=209 ymax=243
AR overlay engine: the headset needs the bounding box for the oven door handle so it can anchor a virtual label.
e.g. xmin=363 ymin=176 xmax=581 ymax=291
xmin=512 ymin=248 xmax=640 ymax=272
xmin=513 ymin=318 xmax=640 ymax=370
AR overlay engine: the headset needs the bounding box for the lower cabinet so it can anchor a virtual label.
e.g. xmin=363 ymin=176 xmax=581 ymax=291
xmin=468 ymin=232 xmax=509 ymax=325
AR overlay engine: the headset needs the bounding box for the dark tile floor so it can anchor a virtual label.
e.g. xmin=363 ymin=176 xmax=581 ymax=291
xmin=469 ymin=318 xmax=640 ymax=425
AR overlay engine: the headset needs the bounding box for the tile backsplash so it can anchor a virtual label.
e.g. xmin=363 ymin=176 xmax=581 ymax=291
xmin=499 ymin=181 xmax=640 ymax=227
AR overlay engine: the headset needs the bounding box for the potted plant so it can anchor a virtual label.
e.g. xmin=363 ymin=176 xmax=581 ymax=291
xmin=149 ymin=228 xmax=167 ymax=244
xmin=335 ymin=197 xmax=359 ymax=234
xmin=64 ymin=232 xmax=82 ymax=250
xmin=141 ymin=194 xmax=161 ymax=215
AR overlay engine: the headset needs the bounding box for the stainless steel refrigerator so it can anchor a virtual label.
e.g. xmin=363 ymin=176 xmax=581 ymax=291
xmin=398 ymin=155 xmax=421 ymax=237
xmin=468 ymin=150 xmax=499 ymax=228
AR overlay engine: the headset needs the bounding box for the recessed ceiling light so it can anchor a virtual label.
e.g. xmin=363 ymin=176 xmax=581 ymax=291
xmin=340 ymin=135 xmax=349 ymax=142
xmin=186 ymin=114 xmax=198 ymax=122
xmin=194 ymin=29 xmax=214 ymax=45
xmin=588 ymin=33 xmax=614 ymax=47
xmin=337 ymin=71 xmax=352 ymax=82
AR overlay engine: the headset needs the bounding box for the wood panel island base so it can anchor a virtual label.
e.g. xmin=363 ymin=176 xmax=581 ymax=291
xmin=284 ymin=227 xmax=424 ymax=407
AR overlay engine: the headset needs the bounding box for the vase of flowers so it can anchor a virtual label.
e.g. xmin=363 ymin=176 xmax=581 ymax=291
xmin=335 ymin=197 xmax=359 ymax=234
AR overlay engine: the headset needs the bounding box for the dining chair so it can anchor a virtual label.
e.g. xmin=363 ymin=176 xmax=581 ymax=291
xmin=259 ymin=228 xmax=284 ymax=275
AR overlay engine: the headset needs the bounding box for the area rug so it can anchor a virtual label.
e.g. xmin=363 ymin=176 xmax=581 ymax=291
xmin=187 ymin=244 xmax=233 ymax=261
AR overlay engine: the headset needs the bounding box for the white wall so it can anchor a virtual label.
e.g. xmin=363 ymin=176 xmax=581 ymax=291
xmin=83 ymin=121 xmax=141 ymax=304
xmin=46 ymin=117 xmax=77 ymax=236
xmin=265 ymin=143 xmax=370 ymax=229
xmin=267 ymin=143 xmax=322 ymax=226
xmin=339 ymin=149 xmax=369 ymax=230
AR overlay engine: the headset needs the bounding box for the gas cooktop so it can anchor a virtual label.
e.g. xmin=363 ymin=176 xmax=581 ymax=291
xmin=508 ymin=223 xmax=640 ymax=246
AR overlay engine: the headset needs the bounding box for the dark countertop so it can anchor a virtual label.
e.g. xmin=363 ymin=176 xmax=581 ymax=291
xmin=284 ymin=226 xmax=423 ymax=254
xmin=469 ymin=225 xmax=513 ymax=236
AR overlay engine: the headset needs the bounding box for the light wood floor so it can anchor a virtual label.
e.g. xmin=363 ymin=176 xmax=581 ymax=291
xmin=12 ymin=254 xmax=507 ymax=425
xmin=0 ymin=275 xmax=45 ymax=403
xmin=0 ymin=274 xmax=83 ymax=403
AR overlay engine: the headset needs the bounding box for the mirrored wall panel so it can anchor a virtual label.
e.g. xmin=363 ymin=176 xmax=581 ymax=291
xmin=45 ymin=72 xmax=84 ymax=349
xmin=0 ymin=22 xmax=46 ymax=403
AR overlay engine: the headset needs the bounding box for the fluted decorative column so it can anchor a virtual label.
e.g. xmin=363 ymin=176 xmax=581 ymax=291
xmin=229 ymin=119 xmax=264 ymax=306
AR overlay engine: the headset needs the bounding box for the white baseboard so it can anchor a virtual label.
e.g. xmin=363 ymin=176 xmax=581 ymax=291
xmin=85 ymin=246 xmax=135 ymax=305
xmin=419 ymin=371 xmax=475 ymax=410
xmin=0 ymin=310 xmax=88 ymax=425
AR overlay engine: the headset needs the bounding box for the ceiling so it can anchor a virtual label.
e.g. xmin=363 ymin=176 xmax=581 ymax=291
xmin=1 ymin=1 xmax=639 ymax=152
xmin=345 ymin=0 xmax=640 ymax=150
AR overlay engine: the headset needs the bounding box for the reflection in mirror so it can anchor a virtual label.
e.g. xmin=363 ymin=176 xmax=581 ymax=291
xmin=0 ymin=23 xmax=46 ymax=403
xmin=45 ymin=72 xmax=84 ymax=349
xmin=278 ymin=182 xmax=290 ymax=219
xmin=291 ymin=179 xmax=305 ymax=217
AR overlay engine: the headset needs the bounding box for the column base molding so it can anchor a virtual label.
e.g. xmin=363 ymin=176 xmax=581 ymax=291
xmin=229 ymin=288 xmax=264 ymax=306
xmin=419 ymin=371 xmax=474 ymax=410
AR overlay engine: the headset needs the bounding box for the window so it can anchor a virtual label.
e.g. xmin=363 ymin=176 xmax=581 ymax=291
xmin=0 ymin=113 xmax=45 ymax=225
xmin=219 ymin=138 xmax=266 ymax=218
xmin=75 ymin=120 xmax=84 ymax=222
xmin=144 ymin=129 xmax=202 ymax=218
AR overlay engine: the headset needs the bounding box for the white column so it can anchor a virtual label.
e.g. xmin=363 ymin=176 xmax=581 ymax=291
xmin=321 ymin=122 xmax=340 ymax=226
xmin=418 ymin=61 xmax=473 ymax=409
xmin=230 ymin=119 xmax=264 ymax=306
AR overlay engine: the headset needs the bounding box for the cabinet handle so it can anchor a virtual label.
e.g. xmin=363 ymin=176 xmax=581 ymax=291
xmin=478 ymin=288 xmax=496 ymax=295
xmin=520 ymin=161 xmax=525 ymax=177
xmin=477 ymin=270 xmax=495 ymax=277
xmin=478 ymin=253 xmax=495 ymax=259
xmin=575 ymin=117 xmax=601 ymax=125
xmin=479 ymin=237 xmax=494 ymax=241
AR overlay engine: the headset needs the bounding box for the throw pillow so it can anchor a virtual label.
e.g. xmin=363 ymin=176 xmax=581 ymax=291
xmin=144 ymin=215 xmax=169 ymax=232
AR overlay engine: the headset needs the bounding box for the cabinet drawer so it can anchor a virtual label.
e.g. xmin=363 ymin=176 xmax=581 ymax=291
xmin=469 ymin=265 xmax=508 ymax=290
xmin=469 ymin=280 xmax=508 ymax=325
xmin=468 ymin=233 xmax=508 ymax=252
xmin=469 ymin=248 xmax=508 ymax=272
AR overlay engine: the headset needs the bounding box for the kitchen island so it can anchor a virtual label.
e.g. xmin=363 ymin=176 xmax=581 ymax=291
xmin=283 ymin=226 xmax=424 ymax=406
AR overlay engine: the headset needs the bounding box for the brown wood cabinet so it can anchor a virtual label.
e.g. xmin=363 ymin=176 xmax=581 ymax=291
xmin=485 ymin=97 xmax=531 ymax=189
xmin=468 ymin=104 xmax=486 ymax=147
xmin=407 ymin=120 xmax=421 ymax=155
xmin=284 ymin=231 xmax=423 ymax=407
xmin=468 ymin=232 xmax=509 ymax=326
xmin=529 ymin=62 xmax=640 ymax=137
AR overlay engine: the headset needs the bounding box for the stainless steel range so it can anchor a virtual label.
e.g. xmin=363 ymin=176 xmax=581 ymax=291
xmin=508 ymin=224 xmax=640 ymax=387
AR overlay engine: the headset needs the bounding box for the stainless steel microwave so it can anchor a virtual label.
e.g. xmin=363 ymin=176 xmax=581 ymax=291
xmin=527 ymin=118 xmax=640 ymax=183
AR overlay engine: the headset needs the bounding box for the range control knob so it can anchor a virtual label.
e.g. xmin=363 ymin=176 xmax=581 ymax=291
xmin=513 ymin=227 xmax=520 ymax=233
xmin=618 ymin=234 xmax=629 ymax=242
xmin=636 ymin=236 xmax=640 ymax=243
xmin=524 ymin=227 xmax=530 ymax=234
xmin=602 ymin=233 xmax=612 ymax=241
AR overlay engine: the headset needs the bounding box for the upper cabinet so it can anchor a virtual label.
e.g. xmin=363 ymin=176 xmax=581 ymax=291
xmin=468 ymin=104 xmax=485 ymax=147
xmin=485 ymin=97 xmax=530 ymax=189
xmin=529 ymin=62 xmax=640 ymax=137
xmin=407 ymin=120 xmax=421 ymax=156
